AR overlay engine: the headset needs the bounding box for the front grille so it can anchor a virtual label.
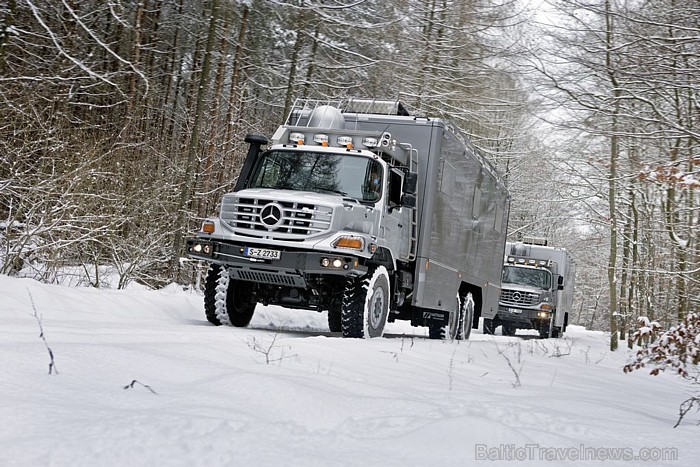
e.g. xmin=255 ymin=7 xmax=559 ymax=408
xmin=220 ymin=196 xmax=333 ymax=241
xmin=499 ymin=289 xmax=540 ymax=306
xmin=229 ymin=268 xmax=306 ymax=287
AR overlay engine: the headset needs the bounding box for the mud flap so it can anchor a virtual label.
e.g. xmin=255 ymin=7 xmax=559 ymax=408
xmin=415 ymin=309 xmax=449 ymax=327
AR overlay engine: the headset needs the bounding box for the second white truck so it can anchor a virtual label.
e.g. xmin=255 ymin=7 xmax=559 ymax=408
xmin=486 ymin=238 xmax=575 ymax=338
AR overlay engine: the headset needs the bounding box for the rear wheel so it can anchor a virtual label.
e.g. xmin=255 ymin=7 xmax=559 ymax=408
xmin=341 ymin=266 xmax=390 ymax=338
xmin=483 ymin=318 xmax=497 ymax=335
xmin=429 ymin=294 xmax=468 ymax=341
xmin=456 ymin=294 xmax=474 ymax=340
xmin=204 ymin=264 xmax=256 ymax=327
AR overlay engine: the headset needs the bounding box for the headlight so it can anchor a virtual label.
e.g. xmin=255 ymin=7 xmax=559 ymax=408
xmin=537 ymin=311 xmax=551 ymax=319
xmin=320 ymin=257 xmax=349 ymax=270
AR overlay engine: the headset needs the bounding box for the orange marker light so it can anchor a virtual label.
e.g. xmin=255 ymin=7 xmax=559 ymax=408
xmin=202 ymin=222 xmax=215 ymax=234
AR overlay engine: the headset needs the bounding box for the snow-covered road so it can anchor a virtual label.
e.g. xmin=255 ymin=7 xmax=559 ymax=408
xmin=1 ymin=274 xmax=696 ymax=466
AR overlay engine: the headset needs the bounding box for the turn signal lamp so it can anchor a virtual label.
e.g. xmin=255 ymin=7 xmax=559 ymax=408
xmin=333 ymin=236 xmax=365 ymax=251
xmin=202 ymin=221 xmax=215 ymax=234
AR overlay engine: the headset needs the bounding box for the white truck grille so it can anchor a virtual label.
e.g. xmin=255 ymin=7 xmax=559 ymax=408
xmin=220 ymin=196 xmax=333 ymax=241
xmin=500 ymin=289 xmax=540 ymax=306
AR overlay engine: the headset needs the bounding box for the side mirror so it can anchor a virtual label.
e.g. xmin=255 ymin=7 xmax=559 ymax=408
xmin=402 ymin=194 xmax=417 ymax=209
xmin=404 ymin=172 xmax=418 ymax=195
xmin=557 ymin=276 xmax=564 ymax=290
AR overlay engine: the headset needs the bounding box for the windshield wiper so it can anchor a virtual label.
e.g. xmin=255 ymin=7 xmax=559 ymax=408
xmin=315 ymin=188 xmax=348 ymax=196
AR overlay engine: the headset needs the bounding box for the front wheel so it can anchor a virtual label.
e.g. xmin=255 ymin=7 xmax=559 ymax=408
xmin=327 ymin=299 xmax=342 ymax=333
xmin=341 ymin=266 xmax=390 ymax=338
xmin=483 ymin=318 xmax=497 ymax=335
xmin=203 ymin=264 xmax=256 ymax=327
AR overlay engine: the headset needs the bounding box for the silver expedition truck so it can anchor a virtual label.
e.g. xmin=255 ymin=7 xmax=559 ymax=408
xmin=186 ymin=99 xmax=510 ymax=339
xmin=486 ymin=238 xmax=575 ymax=338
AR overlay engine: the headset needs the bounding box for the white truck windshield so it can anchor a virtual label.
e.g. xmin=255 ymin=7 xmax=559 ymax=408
xmin=502 ymin=266 xmax=552 ymax=290
xmin=248 ymin=150 xmax=383 ymax=202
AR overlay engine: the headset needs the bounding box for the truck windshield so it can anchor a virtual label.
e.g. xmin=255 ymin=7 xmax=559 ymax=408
xmin=502 ymin=266 xmax=552 ymax=290
xmin=248 ymin=150 xmax=383 ymax=202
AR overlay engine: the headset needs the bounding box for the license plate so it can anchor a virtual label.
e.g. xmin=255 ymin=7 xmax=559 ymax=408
xmin=243 ymin=247 xmax=281 ymax=260
xmin=508 ymin=308 xmax=522 ymax=314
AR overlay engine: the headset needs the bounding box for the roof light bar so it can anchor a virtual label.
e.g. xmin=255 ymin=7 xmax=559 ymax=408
xmin=337 ymin=136 xmax=353 ymax=148
xmin=313 ymin=134 xmax=329 ymax=146
xmin=289 ymin=132 xmax=305 ymax=144
xmin=362 ymin=137 xmax=378 ymax=148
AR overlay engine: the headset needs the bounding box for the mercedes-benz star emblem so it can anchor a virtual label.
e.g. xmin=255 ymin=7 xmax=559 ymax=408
xmin=512 ymin=292 xmax=522 ymax=302
xmin=260 ymin=203 xmax=284 ymax=228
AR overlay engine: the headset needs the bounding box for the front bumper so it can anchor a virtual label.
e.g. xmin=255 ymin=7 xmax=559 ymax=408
xmin=496 ymin=305 xmax=552 ymax=328
xmin=186 ymin=237 xmax=368 ymax=288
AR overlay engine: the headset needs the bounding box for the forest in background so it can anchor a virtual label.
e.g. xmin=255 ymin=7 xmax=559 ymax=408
xmin=1 ymin=0 xmax=698 ymax=349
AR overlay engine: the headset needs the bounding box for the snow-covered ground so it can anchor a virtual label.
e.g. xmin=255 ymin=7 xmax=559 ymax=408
xmin=1 ymin=274 xmax=697 ymax=466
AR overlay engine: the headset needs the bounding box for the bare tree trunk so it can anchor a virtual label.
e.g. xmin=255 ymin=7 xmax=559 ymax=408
xmin=171 ymin=0 xmax=221 ymax=277
xmin=198 ymin=8 xmax=233 ymax=218
xmin=605 ymin=0 xmax=619 ymax=351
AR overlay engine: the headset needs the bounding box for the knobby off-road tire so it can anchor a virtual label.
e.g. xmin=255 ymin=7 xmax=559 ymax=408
xmin=429 ymin=294 xmax=473 ymax=341
xmin=203 ymin=264 xmax=256 ymax=327
xmin=327 ymin=299 xmax=342 ymax=333
xmin=341 ymin=266 xmax=390 ymax=338
xmin=204 ymin=265 xmax=224 ymax=325
xmin=483 ymin=318 xmax=497 ymax=335
xmin=456 ymin=294 xmax=474 ymax=340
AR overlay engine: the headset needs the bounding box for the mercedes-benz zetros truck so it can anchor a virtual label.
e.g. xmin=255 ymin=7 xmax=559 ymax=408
xmin=186 ymin=99 xmax=510 ymax=339
xmin=486 ymin=238 xmax=575 ymax=338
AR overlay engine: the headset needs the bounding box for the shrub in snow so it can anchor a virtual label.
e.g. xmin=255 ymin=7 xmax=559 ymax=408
xmin=624 ymin=313 xmax=700 ymax=377
xmin=624 ymin=313 xmax=700 ymax=427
